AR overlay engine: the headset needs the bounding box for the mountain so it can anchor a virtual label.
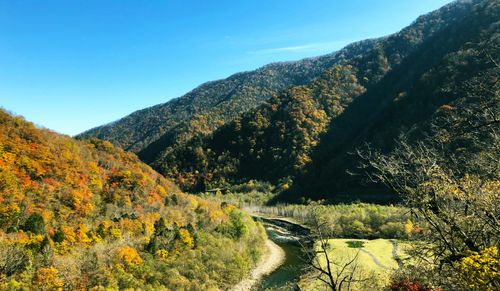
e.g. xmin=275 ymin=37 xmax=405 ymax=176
xmin=0 ymin=109 xmax=265 ymax=289
xmin=131 ymin=0 xmax=494 ymax=193
xmin=80 ymin=0 xmax=498 ymax=203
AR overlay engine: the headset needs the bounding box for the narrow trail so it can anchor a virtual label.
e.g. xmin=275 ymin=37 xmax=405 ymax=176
xmin=359 ymin=241 xmax=404 ymax=270
xmin=390 ymin=240 xmax=404 ymax=269
xmin=359 ymin=249 xmax=390 ymax=269
xmin=231 ymin=239 xmax=286 ymax=291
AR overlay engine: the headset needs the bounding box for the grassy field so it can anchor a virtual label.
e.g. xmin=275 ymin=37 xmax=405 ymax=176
xmin=300 ymin=239 xmax=410 ymax=290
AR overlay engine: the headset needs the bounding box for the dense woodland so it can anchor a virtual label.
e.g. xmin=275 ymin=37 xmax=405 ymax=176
xmin=0 ymin=109 xmax=265 ymax=290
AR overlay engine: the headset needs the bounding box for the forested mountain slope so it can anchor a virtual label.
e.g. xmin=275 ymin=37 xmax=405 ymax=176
xmin=140 ymin=0 xmax=489 ymax=195
xmin=0 ymin=109 xmax=265 ymax=289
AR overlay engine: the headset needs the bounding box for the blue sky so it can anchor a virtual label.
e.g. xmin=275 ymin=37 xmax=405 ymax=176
xmin=0 ymin=0 xmax=453 ymax=135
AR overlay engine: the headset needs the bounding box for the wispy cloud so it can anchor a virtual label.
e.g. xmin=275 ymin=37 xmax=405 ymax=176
xmin=248 ymin=40 xmax=353 ymax=55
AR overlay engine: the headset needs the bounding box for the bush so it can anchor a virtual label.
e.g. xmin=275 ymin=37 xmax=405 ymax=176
xmin=346 ymin=240 xmax=365 ymax=248
xmin=22 ymin=213 xmax=45 ymax=234
xmin=389 ymin=279 xmax=434 ymax=291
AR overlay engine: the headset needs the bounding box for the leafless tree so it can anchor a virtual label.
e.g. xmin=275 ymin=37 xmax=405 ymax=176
xmin=300 ymin=219 xmax=368 ymax=290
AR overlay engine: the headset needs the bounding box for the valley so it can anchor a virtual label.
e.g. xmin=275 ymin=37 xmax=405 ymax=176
xmin=1 ymin=0 xmax=498 ymax=290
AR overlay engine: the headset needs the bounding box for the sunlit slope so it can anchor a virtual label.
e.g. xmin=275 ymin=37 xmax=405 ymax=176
xmin=0 ymin=109 xmax=265 ymax=289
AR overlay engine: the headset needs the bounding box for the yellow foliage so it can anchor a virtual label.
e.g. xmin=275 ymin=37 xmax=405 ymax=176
xmin=456 ymin=247 xmax=500 ymax=290
xmin=156 ymin=185 xmax=167 ymax=196
xmin=209 ymin=209 xmax=227 ymax=224
xmin=40 ymin=210 xmax=53 ymax=224
xmin=281 ymin=183 xmax=290 ymax=191
xmin=0 ymin=203 xmax=20 ymax=223
xmin=33 ymin=267 xmax=63 ymax=290
xmin=29 ymin=234 xmax=44 ymax=245
xmin=76 ymin=224 xmax=92 ymax=244
xmin=222 ymin=203 xmax=236 ymax=213
xmin=155 ymin=249 xmax=169 ymax=260
xmin=15 ymin=231 xmax=29 ymax=244
xmin=60 ymin=225 xmax=76 ymax=243
xmin=178 ymin=228 xmax=194 ymax=248
xmin=121 ymin=219 xmax=143 ymax=236
xmin=116 ymin=246 xmax=143 ymax=266
xmin=404 ymin=220 xmax=414 ymax=236
xmin=110 ymin=228 xmax=122 ymax=239
xmin=186 ymin=196 xmax=199 ymax=211
xmin=78 ymin=202 xmax=94 ymax=216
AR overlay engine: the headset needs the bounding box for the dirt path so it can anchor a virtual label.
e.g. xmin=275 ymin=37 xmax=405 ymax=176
xmin=390 ymin=240 xmax=404 ymax=269
xmin=231 ymin=239 xmax=286 ymax=291
xmin=360 ymin=249 xmax=390 ymax=269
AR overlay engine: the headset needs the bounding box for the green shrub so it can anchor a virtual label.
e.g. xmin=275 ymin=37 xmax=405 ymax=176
xmin=346 ymin=240 xmax=365 ymax=248
xmin=22 ymin=213 xmax=45 ymax=234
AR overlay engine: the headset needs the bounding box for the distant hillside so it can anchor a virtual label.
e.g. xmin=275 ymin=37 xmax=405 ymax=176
xmin=78 ymin=51 xmax=365 ymax=153
xmin=136 ymin=0 xmax=493 ymax=197
xmin=0 ymin=109 xmax=265 ymax=289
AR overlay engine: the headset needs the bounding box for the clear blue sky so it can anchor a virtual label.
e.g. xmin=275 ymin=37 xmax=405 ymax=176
xmin=0 ymin=0 xmax=453 ymax=135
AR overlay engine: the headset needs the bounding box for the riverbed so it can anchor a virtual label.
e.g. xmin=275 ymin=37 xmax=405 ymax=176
xmin=255 ymin=218 xmax=311 ymax=290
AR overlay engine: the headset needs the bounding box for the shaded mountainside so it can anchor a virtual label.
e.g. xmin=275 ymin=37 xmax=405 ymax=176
xmin=136 ymin=0 xmax=494 ymax=197
xmin=0 ymin=109 xmax=266 ymax=289
xmin=291 ymin=0 xmax=499 ymax=202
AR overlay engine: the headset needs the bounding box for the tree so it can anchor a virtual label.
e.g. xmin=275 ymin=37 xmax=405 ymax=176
xmin=32 ymin=267 xmax=64 ymax=290
xmin=300 ymin=219 xmax=368 ymax=290
xmin=115 ymin=246 xmax=143 ymax=266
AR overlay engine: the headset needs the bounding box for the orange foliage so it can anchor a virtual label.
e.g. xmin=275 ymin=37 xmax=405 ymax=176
xmin=115 ymin=246 xmax=143 ymax=266
xmin=33 ymin=267 xmax=63 ymax=290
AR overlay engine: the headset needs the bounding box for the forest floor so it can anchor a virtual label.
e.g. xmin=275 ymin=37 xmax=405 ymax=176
xmin=231 ymin=239 xmax=286 ymax=291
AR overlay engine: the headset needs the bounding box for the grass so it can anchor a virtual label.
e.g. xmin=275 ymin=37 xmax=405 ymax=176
xmin=300 ymin=239 xmax=411 ymax=290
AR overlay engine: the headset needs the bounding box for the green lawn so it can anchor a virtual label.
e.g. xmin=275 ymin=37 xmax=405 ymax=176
xmin=301 ymin=239 xmax=411 ymax=290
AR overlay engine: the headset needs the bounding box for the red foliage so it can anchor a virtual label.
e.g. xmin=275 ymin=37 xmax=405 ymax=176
xmin=389 ymin=279 xmax=435 ymax=291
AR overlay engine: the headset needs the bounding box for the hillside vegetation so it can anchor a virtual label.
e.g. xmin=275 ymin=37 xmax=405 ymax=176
xmin=0 ymin=109 xmax=265 ymax=290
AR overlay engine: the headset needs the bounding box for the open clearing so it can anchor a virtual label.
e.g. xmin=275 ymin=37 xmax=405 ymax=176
xmin=301 ymin=239 xmax=412 ymax=290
